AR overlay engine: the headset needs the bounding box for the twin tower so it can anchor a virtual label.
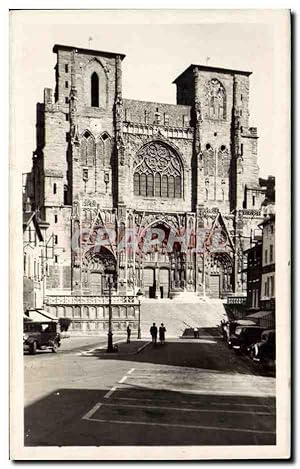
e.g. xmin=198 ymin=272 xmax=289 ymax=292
xmin=26 ymin=44 xmax=264 ymax=312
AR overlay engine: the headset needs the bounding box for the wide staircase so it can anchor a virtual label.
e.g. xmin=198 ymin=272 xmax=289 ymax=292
xmin=140 ymin=298 xmax=227 ymax=339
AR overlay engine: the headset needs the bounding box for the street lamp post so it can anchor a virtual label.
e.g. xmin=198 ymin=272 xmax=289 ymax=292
xmin=136 ymin=289 xmax=143 ymax=339
xmin=107 ymin=274 xmax=114 ymax=353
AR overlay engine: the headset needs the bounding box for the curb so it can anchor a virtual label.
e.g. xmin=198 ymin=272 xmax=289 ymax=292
xmin=79 ymin=340 xmax=151 ymax=357
xmin=112 ymin=340 xmax=151 ymax=356
xmin=135 ymin=341 xmax=151 ymax=354
xmin=179 ymin=335 xmax=222 ymax=340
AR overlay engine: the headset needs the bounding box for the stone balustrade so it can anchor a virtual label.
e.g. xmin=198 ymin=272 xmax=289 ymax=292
xmin=44 ymin=294 xmax=140 ymax=335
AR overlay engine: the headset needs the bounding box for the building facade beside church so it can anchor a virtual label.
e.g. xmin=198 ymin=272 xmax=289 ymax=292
xmin=23 ymin=44 xmax=267 ymax=332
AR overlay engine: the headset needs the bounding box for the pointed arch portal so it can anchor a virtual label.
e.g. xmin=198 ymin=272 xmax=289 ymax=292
xmin=136 ymin=220 xmax=186 ymax=299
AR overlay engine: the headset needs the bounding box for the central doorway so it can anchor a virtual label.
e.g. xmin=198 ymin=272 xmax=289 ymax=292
xmin=143 ymin=266 xmax=170 ymax=298
xmin=143 ymin=267 xmax=155 ymax=298
xmin=159 ymin=268 xmax=169 ymax=298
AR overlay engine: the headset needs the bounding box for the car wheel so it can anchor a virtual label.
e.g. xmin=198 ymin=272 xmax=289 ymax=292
xmin=30 ymin=341 xmax=37 ymax=355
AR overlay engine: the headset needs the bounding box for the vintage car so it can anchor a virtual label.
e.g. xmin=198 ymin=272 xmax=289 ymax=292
xmin=249 ymin=329 xmax=276 ymax=363
xmin=23 ymin=320 xmax=61 ymax=354
xmin=225 ymin=319 xmax=256 ymax=347
xmin=229 ymin=325 xmax=266 ymax=353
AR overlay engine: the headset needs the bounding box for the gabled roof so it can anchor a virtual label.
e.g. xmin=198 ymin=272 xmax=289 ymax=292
xmin=206 ymin=211 xmax=235 ymax=252
xmin=23 ymin=211 xmax=45 ymax=242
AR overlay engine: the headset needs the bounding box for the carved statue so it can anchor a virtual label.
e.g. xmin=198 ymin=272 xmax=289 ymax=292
xmin=116 ymin=136 xmax=125 ymax=165
xmin=115 ymin=95 xmax=124 ymax=121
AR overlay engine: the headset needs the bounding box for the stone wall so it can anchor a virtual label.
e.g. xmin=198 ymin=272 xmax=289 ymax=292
xmin=44 ymin=294 xmax=140 ymax=335
xmin=123 ymin=99 xmax=192 ymax=127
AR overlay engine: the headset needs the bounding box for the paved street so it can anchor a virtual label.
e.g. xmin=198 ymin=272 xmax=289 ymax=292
xmin=24 ymin=331 xmax=276 ymax=446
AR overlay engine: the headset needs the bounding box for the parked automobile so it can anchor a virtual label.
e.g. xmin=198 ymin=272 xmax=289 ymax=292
xmin=249 ymin=329 xmax=275 ymax=363
xmin=225 ymin=319 xmax=256 ymax=347
xmin=229 ymin=325 xmax=266 ymax=353
xmin=23 ymin=320 xmax=61 ymax=354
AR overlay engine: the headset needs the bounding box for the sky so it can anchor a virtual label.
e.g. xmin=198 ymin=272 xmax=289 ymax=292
xmin=11 ymin=10 xmax=278 ymax=178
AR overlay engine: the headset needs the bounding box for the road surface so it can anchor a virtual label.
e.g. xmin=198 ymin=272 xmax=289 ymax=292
xmin=24 ymin=332 xmax=276 ymax=446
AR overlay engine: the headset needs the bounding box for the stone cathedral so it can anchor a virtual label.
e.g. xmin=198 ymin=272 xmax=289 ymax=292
xmin=24 ymin=44 xmax=266 ymax=331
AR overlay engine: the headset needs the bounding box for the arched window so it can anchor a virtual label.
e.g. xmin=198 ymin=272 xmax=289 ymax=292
xmin=203 ymin=144 xmax=215 ymax=177
xmin=155 ymin=173 xmax=161 ymax=197
xmin=133 ymin=142 xmax=183 ymax=199
xmin=206 ymin=79 xmax=226 ymax=120
xmin=134 ymin=173 xmax=140 ymax=195
xmin=99 ymin=131 xmax=112 ymax=166
xmin=147 ymin=174 xmax=154 ymax=196
xmin=168 ymin=176 xmax=175 ymax=198
xmin=81 ymin=131 xmax=95 ymax=166
xmin=91 ymin=72 xmax=99 ymax=107
xmin=175 ymin=176 xmax=181 ymax=198
xmin=140 ymin=174 xmax=147 ymax=197
xmin=161 ymin=175 xmax=168 ymax=198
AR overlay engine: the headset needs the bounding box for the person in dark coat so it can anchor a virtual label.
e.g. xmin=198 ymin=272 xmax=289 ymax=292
xmin=150 ymin=323 xmax=158 ymax=344
xmin=159 ymin=323 xmax=166 ymax=345
xmin=126 ymin=325 xmax=131 ymax=344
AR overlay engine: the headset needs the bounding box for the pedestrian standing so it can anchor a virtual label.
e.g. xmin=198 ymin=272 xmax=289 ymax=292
xmin=126 ymin=324 xmax=131 ymax=344
xmin=193 ymin=327 xmax=198 ymax=339
xmin=159 ymin=323 xmax=166 ymax=345
xmin=150 ymin=323 xmax=158 ymax=345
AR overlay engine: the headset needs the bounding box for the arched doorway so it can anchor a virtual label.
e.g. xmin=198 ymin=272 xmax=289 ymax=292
xmin=159 ymin=267 xmax=169 ymax=298
xmin=207 ymin=252 xmax=233 ymax=298
xmin=143 ymin=267 xmax=155 ymax=298
xmin=137 ymin=221 xmax=186 ymax=298
xmin=84 ymin=247 xmax=117 ymax=295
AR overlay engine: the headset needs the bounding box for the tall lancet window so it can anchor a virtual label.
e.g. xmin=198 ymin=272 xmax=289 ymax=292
xmin=91 ymin=72 xmax=99 ymax=107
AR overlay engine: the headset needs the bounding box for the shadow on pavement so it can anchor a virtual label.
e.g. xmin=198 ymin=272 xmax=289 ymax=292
xmin=91 ymin=336 xmax=275 ymax=378
xmin=181 ymin=326 xmax=222 ymax=338
xmin=24 ymin=387 xmax=276 ymax=446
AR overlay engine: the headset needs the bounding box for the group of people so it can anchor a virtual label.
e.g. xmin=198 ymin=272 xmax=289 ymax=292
xmin=150 ymin=322 xmax=166 ymax=345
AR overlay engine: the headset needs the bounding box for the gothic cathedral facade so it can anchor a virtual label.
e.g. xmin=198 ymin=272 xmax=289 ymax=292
xmin=25 ymin=44 xmax=266 ymax=326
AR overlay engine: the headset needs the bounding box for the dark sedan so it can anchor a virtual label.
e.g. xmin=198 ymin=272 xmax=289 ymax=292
xmin=249 ymin=329 xmax=276 ymax=363
xmin=229 ymin=325 xmax=266 ymax=353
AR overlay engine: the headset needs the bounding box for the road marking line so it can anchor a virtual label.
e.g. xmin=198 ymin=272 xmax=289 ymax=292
xmin=114 ymin=397 xmax=275 ymax=410
xmin=104 ymin=369 xmax=135 ymax=400
xmin=210 ymin=402 xmax=274 ymax=408
xmin=118 ymin=375 xmax=128 ymax=384
xmin=101 ymin=402 xmax=275 ymax=416
xmin=84 ymin=417 xmax=276 ymax=434
xmin=117 ymin=382 xmax=275 ymax=397
xmin=77 ymin=340 xmax=126 ymax=356
xmin=82 ymin=402 xmax=102 ymax=420
xmin=104 ymin=387 xmax=117 ymax=399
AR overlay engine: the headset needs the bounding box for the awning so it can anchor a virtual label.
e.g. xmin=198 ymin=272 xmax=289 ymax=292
xmin=25 ymin=309 xmax=58 ymax=322
xmin=246 ymin=310 xmax=274 ymax=319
